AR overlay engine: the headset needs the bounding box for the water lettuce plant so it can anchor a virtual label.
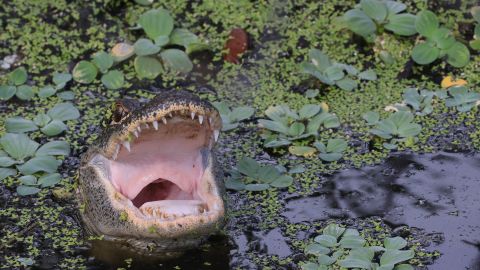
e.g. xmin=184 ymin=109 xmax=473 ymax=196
xmin=301 ymin=49 xmax=377 ymax=91
xmin=470 ymin=6 xmax=480 ymax=51
xmin=0 ymin=67 xmax=34 ymax=100
xmin=213 ymin=102 xmax=255 ymax=131
xmin=302 ymin=224 xmax=414 ymax=270
xmin=258 ymin=104 xmax=339 ymax=150
xmin=5 ymin=103 xmax=80 ymax=136
xmin=73 ymin=52 xmax=125 ymax=90
xmin=0 ymin=133 xmax=69 ymax=184
xmin=288 ymin=138 xmax=348 ymax=161
xmin=444 ymin=86 xmax=480 ymax=112
xmin=38 ymin=72 xmax=74 ymax=99
xmin=225 ymin=157 xmax=294 ymax=191
xmin=412 ymin=10 xmax=470 ymax=67
xmin=343 ymin=0 xmax=417 ymax=42
xmin=364 ymin=111 xmax=421 ymax=149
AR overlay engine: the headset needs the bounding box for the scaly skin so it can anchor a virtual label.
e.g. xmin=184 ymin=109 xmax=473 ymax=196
xmin=77 ymin=90 xmax=226 ymax=254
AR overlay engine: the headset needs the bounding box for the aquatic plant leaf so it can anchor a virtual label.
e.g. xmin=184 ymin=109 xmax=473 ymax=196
xmin=323 ymin=224 xmax=346 ymax=239
xmin=299 ymin=104 xmax=321 ymax=119
xmin=5 ymin=117 xmax=38 ymax=133
xmin=186 ymin=42 xmax=209 ymax=54
xmin=289 ymin=165 xmax=306 ymax=174
xmin=358 ymin=69 xmax=377 ymax=80
xmin=16 ymin=85 xmax=34 ymax=100
xmin=344 ymin=9 xmax=376 ymax=38
xmin=17 ymin=156 xmax=60 ymax=175
xmin=384 ymin=237 xmax=407 ymax=250
xmin=231 ymin=106 xmax=254 ymax=121
xmin=339 ymin=235 xmax=366 ymax=249
xmin=9 ymin=67 xmax=27 ymax=86
xmin=38 ymin=173 xmax=61 ymax=188
xmin=38 ymin=85 xmax=56 ymax=98
xmin=305 ymin=89 xmax=319 ymax=98
xmin=446 ymin=42 xmax=470 ymax=68
xmin=309 ymin=49 xmax=331 ymax=72
xmin=92 ymin=51 xmax=114 ymax=73
xmin=301 ymin=62 xmax=334 ymax=85
xmin=134 ymin=38 xmax=161 ymax=56
xmin=0 ymin=133 xmax=39 ymax=161
xmin=34 ymin=114 xmax=51 ymax=127
xmin=245 ymin=183 xmax=269 ymax=191
xmin=160 ymin=49 xmax=193 ymax=73
xmin=380 ymin=249 xmax=414 ymax=265
xmin=397 ymin=123 xmax=421 ymax=138
xmin=57 ymin=91 xmax=75 ymax=100
xmin=0 ymin=168 xmax=16 ymax=180
xmin=314 ymin=235 xmax=337 ymax=247
xmin=169 ymin=28 xmax=199 ymax=47
xmin=317 ymin=254 xmax=336 ymax=265
xmin=72 ymin=61 xmax=98 ymax=84
xmin=319 ymin=153 xmax=342 ymax=162
xmin=258 ymin=119 xmax=289 ymax=134
xmin=264 ymin=139 xmax=291 ymax=148
xmin=0 ymin=151 xmax=16 ymax=167
xmin=101 ymin=70 xmax=124 ymax=90
xmin=288 ymin=146 xmax=316 ymax=157
xmin=412 ymin=43 xmax=439 ymax=65
xmin=305 ymin=243 xmax=330 ymax=255
xmin=325 ymin=66 xmax=344 ymax=81
xmin=326 ymin=139 xmax=348 ymax=153
xmin=138 ymin=9 xmax=174 ymax=40
xmin=378 ymin=264 xmax=395 ymax=270
xmin=384 ymin=14 xmax=416 ymax=36
xmin=394 ymin=264 xmax=414 ymax=270
xmin=40 ymin=120 xmax=68 ymax=136
xmin=16 ymin=185 xmax=41 ymax=196
xmin=288 ymin=122 xmax=305 ymax=137
xmin=52 ymin=72 xmax=72 ymax=89
xmin=363 ymin=111 xmax=380 ymax=125
xmin=0 ymin=85 xmax=16 ymax=100
xmin=389 ymin=111 xmax=414 ymax=127
xmin=361 ymin=0 xmax=388 ymax=22
xmin=19 ymin=175 xmax=37 ymax=185
xmin=134 ymin=56 xmax=163 ymax=79
xmin=270 ymin=175 xmax=293 ymax=188
xmin=237 ymin=157 xmax=261 ymax=178
xmin=225 ymin=178 xmax=245 ymax=191
xmin=431 ymin=28 xmax=455 ymax=49
xmin=385 ymin=1 xmax=406 ymax=15
xmin=301 ymin=262 xmax=321 ymax=270
xmin=257 ymin=165 xmax=281 ymax=183
xmin=47 ymin=103 xmax=80 ymax=121
xmin=415 ymin=10 xmax=439 ymax=38
xmin=134 ymin=0 xmax=153 ymax=6
xmin=36 ymin=141 xmax=70 ymax=156
xmin=111 ymin=43 xmax=135 ymax=62
xmin=212 ymin=102 xmax=231 ymax=116
xmin=344 ymin=228 xmax=360 ymax=236
xmin=383 ymin=143 xmax=398 ymax=150
xmin=336 ymin=77 xmax=357 ymax=91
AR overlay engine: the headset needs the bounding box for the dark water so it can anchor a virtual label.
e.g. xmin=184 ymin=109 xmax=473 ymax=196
xmin=89 ymin=152 xmax=480 ymax=269
xmin=285 ymin=152 xmax=480 ymax=270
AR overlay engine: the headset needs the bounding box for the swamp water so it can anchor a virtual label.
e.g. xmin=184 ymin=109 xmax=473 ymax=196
xmin=88 ymin=152 xmax=480 ymax=270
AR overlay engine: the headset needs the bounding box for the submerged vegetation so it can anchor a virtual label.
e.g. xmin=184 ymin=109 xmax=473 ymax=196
xmin=0 ymin=0 xmax=479 ymax=268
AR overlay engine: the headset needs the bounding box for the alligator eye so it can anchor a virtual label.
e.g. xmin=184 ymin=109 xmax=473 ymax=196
xmin=111 ymin=101 xmax=130 ymax=124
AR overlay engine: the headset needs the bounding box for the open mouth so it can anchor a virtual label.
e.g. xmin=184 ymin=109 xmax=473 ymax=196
xmin=91 ymin=108 xmax=222 ymax=221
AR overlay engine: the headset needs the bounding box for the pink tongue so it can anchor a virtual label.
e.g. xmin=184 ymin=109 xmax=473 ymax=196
xmin=109 ymin=151 xmax=203 ymax=200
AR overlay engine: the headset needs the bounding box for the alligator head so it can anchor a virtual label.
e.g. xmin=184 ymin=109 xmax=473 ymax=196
xmin=77 ymin=90 xmax=225 ymax=254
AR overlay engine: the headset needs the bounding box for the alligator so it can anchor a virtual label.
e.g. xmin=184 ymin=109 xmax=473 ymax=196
xmin=77 ymin=90 xmax=226 ymax=255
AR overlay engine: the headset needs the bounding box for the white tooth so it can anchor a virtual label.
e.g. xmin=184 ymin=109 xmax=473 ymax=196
xmin=199 ymin=115 xmax=204 ymax=124
xmin=153 ymin=121 xmax=158 ymax=130
xmin=122 ymin=141 xmax=131 ymax=152
xmin=191 ymin=112 xmax=195 ymax=119
xmin=209 ymin=117 xmax=213 ymax=125
xmin=137 ymin=126 xmax=141 ymax=132
xmin=162 ymin=117 xmax=167 ymax=124
xmin=168 ymin=113 xmax=173 ymax=117
xmin=144 ymin=123 xmax=149 ymax=129
xmin=214 ymin=130 xmax=220 ymax=141
xmin=113 ymin=144 xmax=120 ymax=160
xmin=133 ymin=131 xmax=139 ymax=138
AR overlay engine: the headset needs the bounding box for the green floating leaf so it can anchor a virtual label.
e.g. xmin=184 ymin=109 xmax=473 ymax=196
xmin=339 ymin=235 xmax=366 ymax=249
xmin=363 ymin=111 xmax=380 ymax=124
xmin=169 ymin=28 xmax=199 ymax=47
xmin=305 ymin=243 xmax=330 ymax=255
xmin=231 ymin=106 xmax=254 ymax=121
xmin=270 ymin=175 xmax=293 ymax=188
xmin=299 ymin=104 xmax=321 ymax=119
xmin=305 ymin=89 xmax=319 ymax=98
xmin=47 ymin=102 xmax=80 ymax=121
xmin=72 ymin=61 xmax=98 ymax=84
xmin=17 ymin=185 xmax=41 ymax=196
xmin=289 ymin=146 xmax=316 ymax=157
xmin=41 ymin=120 xmax=68 ymax=136
xmin=394 ymin=264 xmax=414 ymax=270
xmin=288 ymin=122 xmax=305 ymax=137
xmin=34 ymin=114 xmax=51 ymax=127
xmin=0 ymin=85 xmax=16 ymax=100
xmin=344 ymin=9 xmax=376 ymax=38
xmin=52 ymin=72 xmax=72 ymax=89
xmin=16 ymin=85 xmax=35 ymax=100
xmin=9 ymin=67 xmax=28 ymax=86
xmin=336 ymin=77 xmax=357 ymax=91
xmin=384 ymin=14 xmax=417 ymax=36
xmin=323 ymin=224 xmax=345 ymax=239
xmin=160 ymin=49 xmax=193 ymax=73
xmin=431 ymin=28 xmax=455 ymax=50
xmin=92 ymin=51 xmax=114 ymax=73
xmin=57 ymin=91 xmax=75 ymax=100
xmin=134 ymin=38 xmax=161 ymax=56
xmin=237 ymin=157 xmax=260 ymax=178
xmin=326 ymin=139 xmax=347 ymax=153
xmin=17 ymin=156 xmax=60 ymax=175
xmin=0 ymin=150 xmax=16 ymax=167
xmin=314 ymin=235 xmax=337 ymax=248
xmin=358 ymin=69 xmax=377 ymax=80
xmin=415 ymin=10 xmax=439 ymax=38
xmin=258 ymin=119 xmax=289 ymax=134
xmin=245 ymin=183 xmax=270 ymax=191
xmin=38 ymin=173 xmax=61 ymax=188
xmin=380 ymin=249 xmax=414 ymax=266
xmin=134 ymin=56 xmax=163 ymax=79
xmin=138 ymin=9 xmax=174 ymax=40
xmin=0 ymin=168 xmax=17 ymax=180
xmin=36 ymin=141 xmax=70 ymax=156
xmin=38 ymin=85 xmax=56 ymax=98
xmin=134 ymin=0 xmax=153 ymax=6
xmin=317 ymin=254 xmax=336 ymax=266
xmin=5 ymin=117 xmax=38 ymax=133
xmin=361 ymin=0 xmax=388 ymax=22
xmin=101 ymin=70 xmax=124 ymax=90
xmin=412 ymin=43 xmax=439 ymax=65
xmin=0 ymin=133 xmax=39 ymax=161
xmin=325 ymin=66 xmax=344 ymax=81
xmin=384 ymin=237 xmax=407 ymax=250
xmin=319 ymin=153 xmax=343 ymax=162
xmin=154 ymin=35 xmax=170 ymax=46
xmin=111 ymin=43 xmax=135 ymax=62
xmin=309 ymin=49 xmax=331 ymax=72
xmin=446 ymin=42 xmax=470 ymax=68
xmin=19 ymin=175 xmax=37 ymax=185
xmin=385 ymin=1 xmax=406 ymax=15
xmin=225 ymin=178 xmax=246 ymax=191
